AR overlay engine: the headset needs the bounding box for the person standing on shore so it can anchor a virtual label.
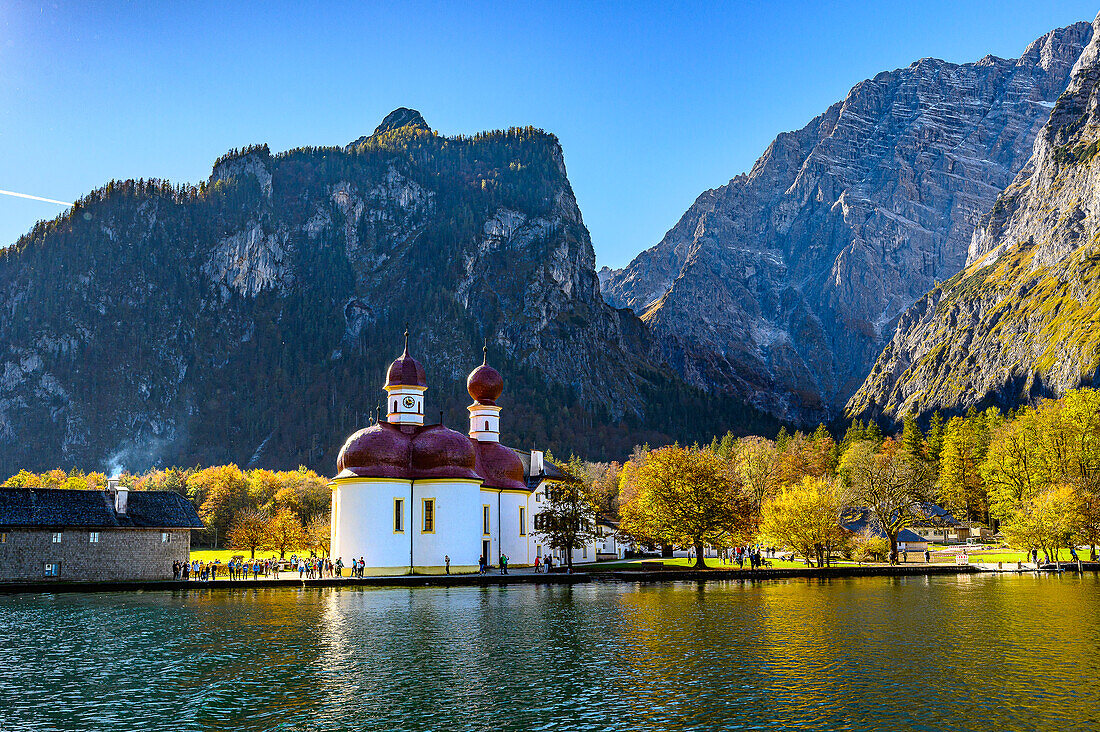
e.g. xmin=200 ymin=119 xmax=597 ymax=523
xmin=534 ymin=556 xmax=541 ymax=573
xmin=444 ymin=555 xmax=451 ymax=575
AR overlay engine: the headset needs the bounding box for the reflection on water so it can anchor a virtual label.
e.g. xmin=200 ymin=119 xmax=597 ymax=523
xmin=2 ymin=576 xmax=1099 ymax=731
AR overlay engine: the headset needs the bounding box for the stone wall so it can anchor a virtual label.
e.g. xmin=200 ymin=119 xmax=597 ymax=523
xmin=0 ymin=527 xmax=191 ymax=582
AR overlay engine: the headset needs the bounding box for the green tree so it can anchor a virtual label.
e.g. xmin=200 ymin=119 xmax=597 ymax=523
xmin=901 ymin=412 xmax=926 ymax=464
xmin=533 ymin=457 xmax=597 ymax=571
xmin=926 ymin=411 xmax=945 ymax=472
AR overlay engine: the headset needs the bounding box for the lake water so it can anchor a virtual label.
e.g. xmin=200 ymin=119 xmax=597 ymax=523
xmin=3 ymin=575 xmax=1098 ymax=731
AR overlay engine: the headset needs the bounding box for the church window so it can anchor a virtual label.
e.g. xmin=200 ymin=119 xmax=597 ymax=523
xmin=422 ymin=498 xmax=435 ymax=534
xmin=485 ymin=420 xmax=490 ymax=431
xmin=483 ymin=505 xmax=491 ymax=535
xmin=394 ymin=498 xmax=404 ymax=532
xmin=519 ymin=507 xmax=527 ymax=536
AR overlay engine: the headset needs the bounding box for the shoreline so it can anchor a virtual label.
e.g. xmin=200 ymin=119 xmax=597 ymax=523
xmin=3 ymin=561 xmax=1099 ymax=595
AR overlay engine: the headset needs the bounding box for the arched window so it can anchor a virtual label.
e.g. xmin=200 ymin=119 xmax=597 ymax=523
xmin=393 ymin=400 xmax=398 ymax=412
xmin=485 ymin=420 xmax=490 ymax=431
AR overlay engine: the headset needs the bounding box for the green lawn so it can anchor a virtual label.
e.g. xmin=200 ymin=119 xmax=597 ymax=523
xmin=590 ymin=557 xmax=853 ymax=571
xmin=929 ymin=548 xmax=1087 ymax=564
xmin=190 ymin=548 xmax=310 ymax=564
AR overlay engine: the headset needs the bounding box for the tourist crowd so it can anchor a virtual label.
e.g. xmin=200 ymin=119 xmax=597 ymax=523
xmin=172 ymin=554 xmax=347 ymax=581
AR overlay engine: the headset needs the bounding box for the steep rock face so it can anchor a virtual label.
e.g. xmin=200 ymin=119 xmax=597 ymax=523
xmin=848 ymin=14 xmax=1100 ymax=423
xmin=604 ymin=22 xmax=1092 ymax=425
xmin=0 ymin=111 xmax=775 ymax=475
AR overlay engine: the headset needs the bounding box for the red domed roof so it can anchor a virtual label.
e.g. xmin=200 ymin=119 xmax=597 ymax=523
xmin=386 ymin=331 xmax=427 ymax=388
xmin=336 ymin=422 xmax=412 ymax=478
xmin=474 ymin=440 xmax=527 ymax=491
xmin=410 ymin=425 xmax=481 ymax=480
xmin=467 ymin=352 xmax=503 ymax=404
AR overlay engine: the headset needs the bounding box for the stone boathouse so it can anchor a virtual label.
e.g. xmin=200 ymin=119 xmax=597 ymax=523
xmin=0 ymin=482 xmax=203 ymax=582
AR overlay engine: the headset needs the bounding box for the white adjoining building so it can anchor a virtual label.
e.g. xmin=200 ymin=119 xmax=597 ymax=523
xmin=329 ymin=334 xmax=625 ymax=574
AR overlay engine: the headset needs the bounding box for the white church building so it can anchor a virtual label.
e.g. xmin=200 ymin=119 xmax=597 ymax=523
xmin=329 ymin=334 xmax=624 ymax=574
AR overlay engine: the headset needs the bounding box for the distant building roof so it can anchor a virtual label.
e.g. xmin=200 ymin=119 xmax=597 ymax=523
xmin=842 ymin=508 xmax=931 ymax=544
xmin=0 ymin=488 xmax=204 ymax=529
xmin=912 ymin=503 xmax=960 ymax=527
xmin=512 ymin=449 xmax=566 ymax=490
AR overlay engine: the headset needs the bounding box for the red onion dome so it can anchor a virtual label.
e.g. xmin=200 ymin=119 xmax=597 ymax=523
xmin=467 ymin=347 xmax=503 ymax=404
xmin=336 ymin=423 xmax=412 ymax=478
xmin=410 ymin=425 xmax=482 ymax=480
xmin=474 ymin=440 xmax=527 ymax=492
xmin=386 ymin=330 xmax=427 ymax=388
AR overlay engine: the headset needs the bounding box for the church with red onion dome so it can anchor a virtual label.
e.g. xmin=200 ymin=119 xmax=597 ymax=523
xmin=329 ymin=332 xmax=570 ymax=574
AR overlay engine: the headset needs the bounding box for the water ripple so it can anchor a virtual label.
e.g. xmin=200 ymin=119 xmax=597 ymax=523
xmin=1 ymin=576 xmax=1098 ymax=731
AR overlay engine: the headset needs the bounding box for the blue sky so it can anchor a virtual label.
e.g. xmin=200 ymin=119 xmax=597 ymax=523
xmin=1 ymin=1 xmax=1096 ymax=268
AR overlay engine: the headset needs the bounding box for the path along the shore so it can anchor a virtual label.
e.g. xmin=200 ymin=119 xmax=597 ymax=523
xmin=4 ymin=561 xmax=1099 ymax=595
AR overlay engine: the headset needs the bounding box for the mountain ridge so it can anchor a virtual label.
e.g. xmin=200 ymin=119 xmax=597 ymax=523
xmin=0 ymin=110 xmax=776 ymax=476
xmin=603 ymin=20 xmax=1093 ymax=426
xmin=848 ymin=12 xmax=1100 ymax=423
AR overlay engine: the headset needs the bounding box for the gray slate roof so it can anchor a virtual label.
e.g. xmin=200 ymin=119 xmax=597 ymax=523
xmin=0 ymin=488 xmax=204 ymax=529
xmin=511 ymin=448 xmax=566 ymax=490
xmin=842 ymin=508 xmax=929 ymax=544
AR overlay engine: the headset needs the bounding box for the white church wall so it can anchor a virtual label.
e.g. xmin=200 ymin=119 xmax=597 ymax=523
xmin=330 ymin=478 xmax=413 ymax=574
xmin=498 ymin=491 xmax=531 ymax=567
xmin=412 ymin=479 xmax=483 ymax=573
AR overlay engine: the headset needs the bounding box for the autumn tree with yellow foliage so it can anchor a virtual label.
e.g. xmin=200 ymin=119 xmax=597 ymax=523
xmin=619 ymin=445 xmax=755 ymax=569
xmin=760 ymin=477 xmax=846 ymax=567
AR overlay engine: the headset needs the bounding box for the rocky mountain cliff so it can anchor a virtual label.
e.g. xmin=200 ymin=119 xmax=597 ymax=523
xmin=0 ymin=112 xmax=776 ymax=476
xmin=848 ymin=14 xmax=1100 ymax=424
xmin=603 ymin=22 xmax=1092 ymax=425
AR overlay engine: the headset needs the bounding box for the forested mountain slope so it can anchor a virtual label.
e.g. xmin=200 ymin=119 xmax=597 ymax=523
xmin=0 ymin=109 xmax=775 ymax=475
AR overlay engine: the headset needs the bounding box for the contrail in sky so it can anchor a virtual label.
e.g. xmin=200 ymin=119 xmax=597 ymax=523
xmin=0 ymin=189 xmax=72 ymax=206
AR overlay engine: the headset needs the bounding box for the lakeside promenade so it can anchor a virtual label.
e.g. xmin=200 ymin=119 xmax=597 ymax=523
xmin=4 ymin=561 xmax=1098 ymax=594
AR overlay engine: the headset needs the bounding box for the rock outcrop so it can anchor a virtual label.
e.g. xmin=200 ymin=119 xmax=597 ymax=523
xmin=604 ymin=22 xmax=1092 ymax=425
xmin=848 ymin=13 xmax=1100 ymax=423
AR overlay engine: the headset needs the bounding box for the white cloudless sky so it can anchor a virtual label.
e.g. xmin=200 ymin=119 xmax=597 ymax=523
xmin=1 ymin=1 xmax=1096 ymax=268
